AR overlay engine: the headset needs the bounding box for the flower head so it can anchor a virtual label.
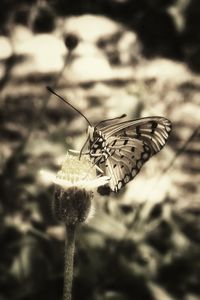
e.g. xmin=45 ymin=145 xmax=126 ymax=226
xmin=41 ymin=153 xmax=109 ymax=225
xmin=54 ymin=153 xmax=109 ymax=190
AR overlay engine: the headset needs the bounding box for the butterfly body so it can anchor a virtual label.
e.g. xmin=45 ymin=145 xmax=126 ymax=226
xmin=88 ymin=117 xmax=172 ymax=192
xmin=88 ymin=128 xmax=110 ymax=166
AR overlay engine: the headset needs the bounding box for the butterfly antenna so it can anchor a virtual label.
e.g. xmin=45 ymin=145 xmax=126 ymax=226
xmin=95 ymin=114 xmax=127 ymax=127
xmin=46 ymin=86 xmax=92 ymax=126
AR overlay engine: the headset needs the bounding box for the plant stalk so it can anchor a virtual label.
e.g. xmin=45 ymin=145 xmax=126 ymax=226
xmin=63 ymin=224 xmax=76 ymax=300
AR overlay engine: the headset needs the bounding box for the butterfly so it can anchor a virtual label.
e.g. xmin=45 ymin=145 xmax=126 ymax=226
xmin=47 ymin=87 xmax=172 ymax=192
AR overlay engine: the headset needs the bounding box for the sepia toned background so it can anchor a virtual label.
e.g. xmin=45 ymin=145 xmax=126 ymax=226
xmin=0 ymin=1 xmax=199 ymax=300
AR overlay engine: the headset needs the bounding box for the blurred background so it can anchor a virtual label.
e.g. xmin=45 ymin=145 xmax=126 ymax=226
xmin=0 ymin=0 xmax=200 ymax=300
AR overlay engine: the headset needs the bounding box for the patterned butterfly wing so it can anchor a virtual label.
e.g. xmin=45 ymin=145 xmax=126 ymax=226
xmin=100 ymin=116 xmax=171 ymax=154
xmin=98 ymin=137 xmax=151 ymax=192
xmin=93 ymin=117 xmax=171 ymax=192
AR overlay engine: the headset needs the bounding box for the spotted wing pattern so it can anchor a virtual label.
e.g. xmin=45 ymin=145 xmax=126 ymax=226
xmin=92 ymin=116 xmax=171 ymax=192
xmin=98 ymin=138 xmax=151 ymax=192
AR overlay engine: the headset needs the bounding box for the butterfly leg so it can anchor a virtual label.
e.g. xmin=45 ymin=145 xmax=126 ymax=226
xmin=90 ymin=158 xmax=104 ymax=174
xmin=69 ymin=149 xmax=90 ymax=155
xmin=89 ymin=154 xmax=105 ymax=174
xmin=94 ymin=164 xmax=104 ymax=174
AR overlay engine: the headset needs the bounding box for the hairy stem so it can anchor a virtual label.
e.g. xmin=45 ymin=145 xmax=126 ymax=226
xmin=63 ymin=224 xmax=76 ymax=300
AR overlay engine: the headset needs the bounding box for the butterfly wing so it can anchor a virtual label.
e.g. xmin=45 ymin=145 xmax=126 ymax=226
xmin=100 ymin=117 xmax=171 ymax=143
xmin=96 ymin=117 xmax=171 ymax=192
xmin=98 ymin=137 xmax=151 ymax=192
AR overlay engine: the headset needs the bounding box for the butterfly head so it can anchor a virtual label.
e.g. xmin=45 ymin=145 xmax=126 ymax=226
xmin=87 ymin=125 xmax=95 ymax=142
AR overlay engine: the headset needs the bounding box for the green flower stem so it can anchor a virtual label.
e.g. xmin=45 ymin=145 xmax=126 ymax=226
xmin=63 ymin=224 xmax=76 ymax=300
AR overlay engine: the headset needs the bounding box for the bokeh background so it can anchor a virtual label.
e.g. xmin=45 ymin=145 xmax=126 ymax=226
xmin=0 ymin=1 xmax=200 ymax=300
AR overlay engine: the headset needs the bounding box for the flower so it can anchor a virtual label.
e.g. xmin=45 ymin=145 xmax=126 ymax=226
xmin=40 ymin=153 xmax=110 ymax=225
xmin=54 ymin=153 xmax=110 ymax=190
